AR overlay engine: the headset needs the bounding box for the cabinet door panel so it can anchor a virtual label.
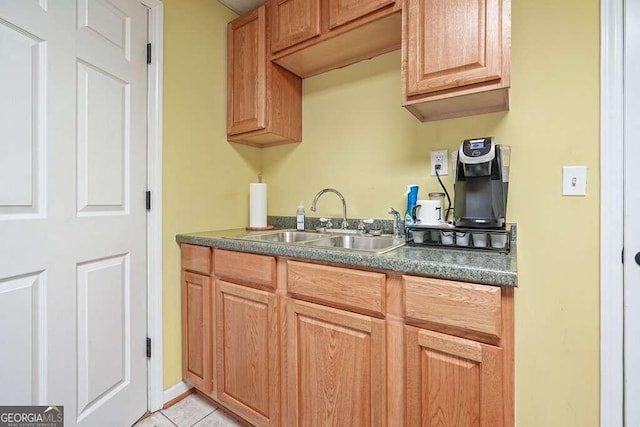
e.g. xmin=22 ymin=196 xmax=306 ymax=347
xmin=216 ymin=280 xmax=279 ymax=426
xmin=406 ymin=326 xmax=503 ymax=427
xmin=405 ymin=0 xmax=502 ymax=96
xmin=286 ymin=299 xmax=386 ymax=426
xmin=182 ymin=272 xmax=212 ymax=392
xmin=271 ymin=0 xmax=321 ymax=52
xmin=327 ymin=0 xmax=394 ymax=30
xmin=228 ymin=7 xmax=266 ymax=135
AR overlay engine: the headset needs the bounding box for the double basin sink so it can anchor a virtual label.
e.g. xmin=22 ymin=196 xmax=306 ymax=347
xmin=229 ymin=230 xmax=405 ymax=254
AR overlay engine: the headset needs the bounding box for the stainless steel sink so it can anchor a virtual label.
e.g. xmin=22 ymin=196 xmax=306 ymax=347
xmin=236 ymin=230 xmax=327 ymax=243
xmin=306 ymin=235 xmax=405 ymax=254
xmin=228 ymin=230 xmax=405 ymax=254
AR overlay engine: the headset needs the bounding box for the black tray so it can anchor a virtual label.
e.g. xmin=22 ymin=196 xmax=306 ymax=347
xmin=407 ymin=224 xmax=512 ymax=253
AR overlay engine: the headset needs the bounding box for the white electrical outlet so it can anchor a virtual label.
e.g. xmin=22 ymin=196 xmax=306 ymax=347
xmin=431 ymin=149 xmax=449 ymax=176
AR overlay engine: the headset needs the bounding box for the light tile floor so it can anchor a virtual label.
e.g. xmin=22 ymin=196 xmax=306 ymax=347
xmin=133 ymin=393 xmax=243 ymax=427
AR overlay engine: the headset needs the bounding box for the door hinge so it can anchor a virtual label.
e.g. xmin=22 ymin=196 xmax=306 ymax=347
xmin=622 ymin=248 xmax=624 ymax=264
xmin=146 ymin=337 xmax=151 ymax=358
xmin=146 ymin=190 xmax=151 ymax=211
xmin=147 ymin=43 xmax=152 ymax=64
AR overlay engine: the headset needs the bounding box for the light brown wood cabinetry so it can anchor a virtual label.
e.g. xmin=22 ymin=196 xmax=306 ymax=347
xmin=270 ymin=0 xmax=401 ymax=78
xmin=405 ymin=326 xmax=504 ymax=427
xmin=285 ymin=298 xmax=386 ymax=426
xmin=270 ymin=0 xmax=321 ymax=52
xmin=215 ymin=280 xmax=280 ymax=426
xmin=287 ymin=260 xmax=386 ymax=316
xmin=182 ymin=270 xmax=212 ymax=392
xmin=181 ymin=245 xmax=513 ymax=426
xmin=181 ymin=244 xmax=213 ymax=392
xmin=403 ymin=276 xmax=502 ymax=341
xmin=214 ymin=249 xmax=277 ymax=289
xmin=402 ymin=0 xmax=511 ymax=121
xmin=227 ymin=5 xmax=302 ymax=146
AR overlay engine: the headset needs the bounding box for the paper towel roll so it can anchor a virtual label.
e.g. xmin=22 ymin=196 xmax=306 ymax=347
xmin=249 ymin=183 xmax=267 ymax=228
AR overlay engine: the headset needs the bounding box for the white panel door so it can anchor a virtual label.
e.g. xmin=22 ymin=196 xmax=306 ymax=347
xmin=625 ymin=0 xmax=640 ymax=424
xmin=0 ymin=0 xmax=149 ymax=426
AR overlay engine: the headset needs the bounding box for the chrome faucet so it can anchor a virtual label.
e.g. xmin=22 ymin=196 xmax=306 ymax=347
xmin=310 ymin=188 xmax=349 ymax=229
xmin=388 ymin=207 xmax=403 ymax=238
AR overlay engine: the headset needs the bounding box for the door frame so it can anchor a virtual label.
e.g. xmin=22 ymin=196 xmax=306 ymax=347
xmin=140 ymin=0 xmax=164 ymax=413
xmin=601 ymin=0 xmax=624 ymax=425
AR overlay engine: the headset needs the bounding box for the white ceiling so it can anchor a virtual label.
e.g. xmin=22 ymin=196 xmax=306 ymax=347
xmin=218 ymin=0 xmax=263 ymax=14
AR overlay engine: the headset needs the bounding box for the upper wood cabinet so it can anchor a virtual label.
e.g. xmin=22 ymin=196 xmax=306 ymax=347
xmin=402 ymin=0 xmax=511 ymax=122
xmin=270 ymin=0 xmax=321 ymax=52
xmin=269 ymin=0 xmax=402 ymax=78
xmin=227 ymin=5 xmax=302 ymax=147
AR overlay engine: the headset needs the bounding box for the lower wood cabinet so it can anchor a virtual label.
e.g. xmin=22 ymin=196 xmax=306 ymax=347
xmin=405 ymin=326 xmax=504 ymax=427
xmin=215 ymin=280 xmax=280 ymax=426
xmin=180 ymin=245 xmax=514 ymax=427
xmin=285 ymin=299 xmax=386 ymax=426
xmin=182 ymin=271 xmax=212 ymax=392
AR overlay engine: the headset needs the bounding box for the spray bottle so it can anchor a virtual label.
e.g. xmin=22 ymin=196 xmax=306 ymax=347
xmin=404 ymin=185 xmax=419 ymax=236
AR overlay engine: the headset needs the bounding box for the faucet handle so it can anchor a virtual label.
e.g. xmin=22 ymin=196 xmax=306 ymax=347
xmin=357 ymin=219 xmax=374 ymax=233
xmin=319 ymin=217 xmax=333 ymax=230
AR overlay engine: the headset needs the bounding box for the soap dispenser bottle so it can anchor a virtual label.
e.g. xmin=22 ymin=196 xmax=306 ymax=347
xmin=296 ymin=202 xmax=305 ymax=230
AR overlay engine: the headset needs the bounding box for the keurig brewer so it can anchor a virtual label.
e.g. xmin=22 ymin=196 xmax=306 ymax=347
xmin=453 ymin=137 xmax=510 ymax=228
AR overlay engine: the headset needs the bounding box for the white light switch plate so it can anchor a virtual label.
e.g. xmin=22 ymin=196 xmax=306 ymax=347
xmin=562 ymin=166 xmax=587 ymax=196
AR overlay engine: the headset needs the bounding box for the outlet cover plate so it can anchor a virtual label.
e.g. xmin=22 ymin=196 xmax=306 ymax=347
xmin=431 ymin=149 xmax=449 ymax=176
xmin=562 ymin=166 xmax=587 ymax=196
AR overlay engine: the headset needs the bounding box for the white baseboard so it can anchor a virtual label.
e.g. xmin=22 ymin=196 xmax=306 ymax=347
xmin=163 ymin=380 xmax=193 ymax=405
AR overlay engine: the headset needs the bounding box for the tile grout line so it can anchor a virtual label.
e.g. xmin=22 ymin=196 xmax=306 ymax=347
xmin=159 ymin=411 xmax=179 ymax=427
xmin=188 ymin=407 xmax=219 ymax=427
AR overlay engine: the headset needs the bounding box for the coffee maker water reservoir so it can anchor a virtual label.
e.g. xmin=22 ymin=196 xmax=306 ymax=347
xmin=453 ymin=137 xmax=510 ymax=229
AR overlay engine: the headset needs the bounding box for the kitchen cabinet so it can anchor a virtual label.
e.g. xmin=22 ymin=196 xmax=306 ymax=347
xmin=215 ymin=279 xmax=279 ymax=426
xmin=401 ymin=275 xmax=514 ymax=427
xmin=285 ymin=298 xmax=386 ymax=426
xmin=180 ymin=244 xmax=513 ymax=427
xmin=270 ymin=0 xmax=402 ymax=78
xmin=227 ymin=5 xmax=302 ymax=146
xmin=405 ymin=327 xmax=504 ymax=426
xmin=402 ymin=0 xmax=511 ymax=121
xmin=213 ymin=250 xmax=279 ymax=426
xmin=285 ymin=261 xmax=387 ymax=425
xmin=181 ymin=245 xmax=213 ymax=393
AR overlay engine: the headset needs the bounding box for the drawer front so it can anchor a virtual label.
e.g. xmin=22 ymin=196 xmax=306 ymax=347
xmin=403 ymin=276 xmax=502 ymax=339
xmin=181 ymin=244 xmax=212 ymax=275
xmin=287 ymin=260 xmax=386 ymax=316
xmin=214 ymin=249 xmax=276 ymax=289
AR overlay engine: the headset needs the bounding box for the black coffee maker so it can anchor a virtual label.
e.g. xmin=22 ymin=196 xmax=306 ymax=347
xmin=453 ymin=137 xmax=510 ymax=229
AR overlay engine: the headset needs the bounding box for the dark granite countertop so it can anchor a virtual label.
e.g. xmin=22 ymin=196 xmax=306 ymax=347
xmin=176 ymin=228 xmax=517 ymax=287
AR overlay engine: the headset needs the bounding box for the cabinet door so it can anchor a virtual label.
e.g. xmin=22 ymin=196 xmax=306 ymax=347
xmin=327 ymin=0 xmax=394 ymax=30
xmin=405 ymin=326 xmax=504 ymax=427
xmin=270 ymin=0 xmax=321 ymax=53
xmin=216 ymin=280 xmax=279 ymax=427
xmin=286 ymin=299 xmax=386 ymax=426
xmin=405 ymin=0 xmax=503 ymax=96
xmin=182 ymin=271 xmax=212 ymax=392
xmin=228 ymin=6 xmax=267 ymax=136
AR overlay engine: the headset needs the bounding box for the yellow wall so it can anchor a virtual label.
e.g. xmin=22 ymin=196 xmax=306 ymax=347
xmin=162 ymin=0 xmax=257 ymax=388
xmin=164 ymin=0 xmax=600 ymax=425
xmin=264 ymin=1 xmax=601 ymax=426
